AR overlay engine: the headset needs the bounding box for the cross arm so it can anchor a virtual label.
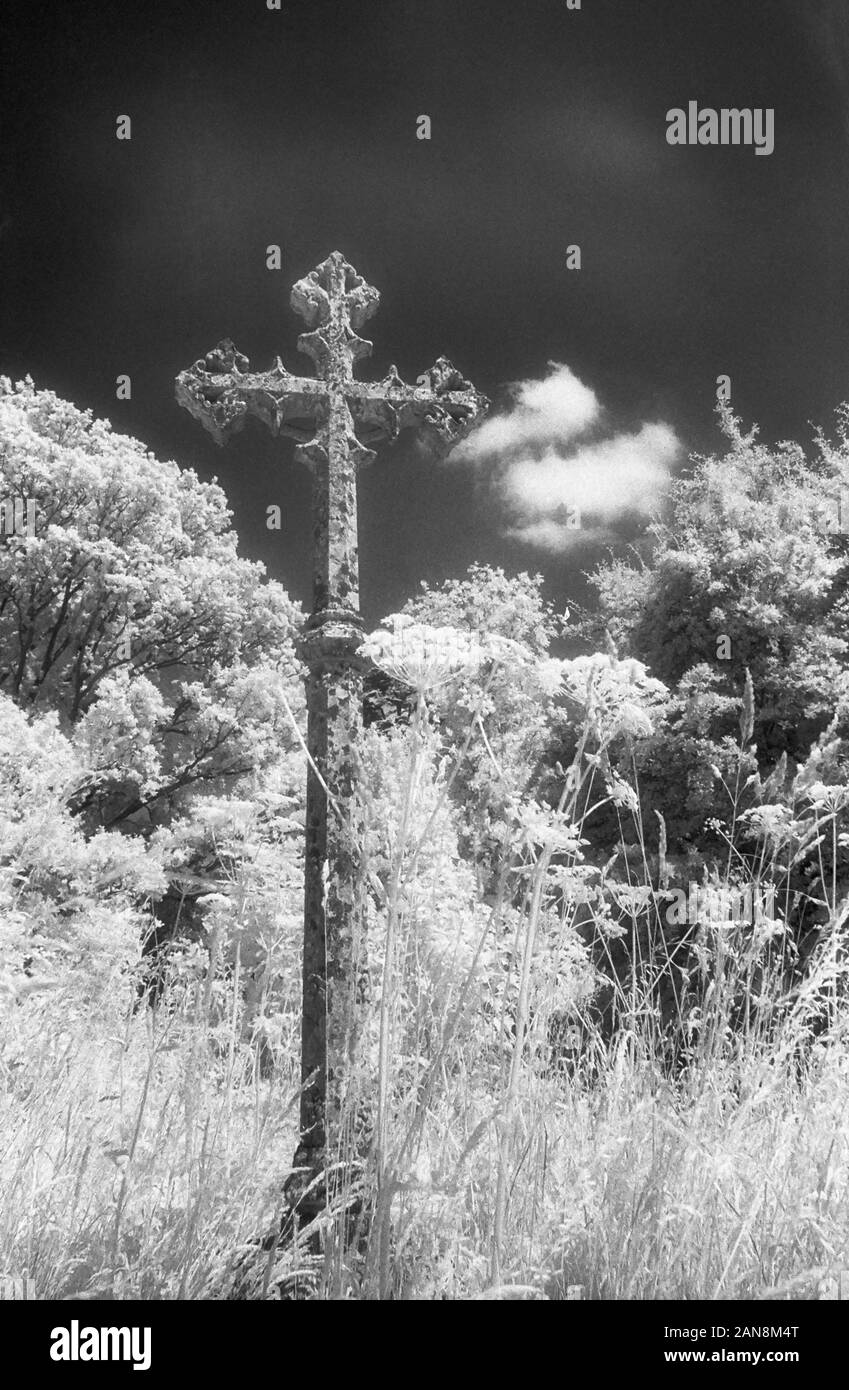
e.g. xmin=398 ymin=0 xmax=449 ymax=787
xmin=346 ymin=356 xmax=490 ymax=452
xmin=175 ymin=339 xmax=327 ymax=446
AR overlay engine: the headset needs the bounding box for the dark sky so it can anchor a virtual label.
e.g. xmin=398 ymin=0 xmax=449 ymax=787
xmin=3 ymin=0 xmax=849 ymax=625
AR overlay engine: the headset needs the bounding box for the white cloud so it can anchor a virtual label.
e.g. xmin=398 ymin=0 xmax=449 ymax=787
xmin=456 ymin=362 xmax=600 ymax=459
xmin=455 ymin=362 xmax=681 ymax=551
xmin=503 ymin=423 xmax=679 ymax=516
xmin=502 ymin=518 xmax=610 ymax=552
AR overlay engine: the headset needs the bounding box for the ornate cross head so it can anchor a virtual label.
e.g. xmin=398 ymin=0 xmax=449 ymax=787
xmin=175 ymin=251 xmax=489 ymax=465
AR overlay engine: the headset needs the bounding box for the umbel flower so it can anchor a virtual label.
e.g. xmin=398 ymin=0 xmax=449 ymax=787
xmin=804 ymin=782 xmax=849 ymax=813
xmin=512 ymin=797 xmax=583 ymax=854
xmin=359 ymin=618 xmax=486 ymax=694
xmin=560 ymin=653 xmax=668 ymax=739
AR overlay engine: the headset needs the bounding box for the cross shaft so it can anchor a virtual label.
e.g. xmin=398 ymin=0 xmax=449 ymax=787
xmin=175 ymin=251 xmax=488 ymax=1217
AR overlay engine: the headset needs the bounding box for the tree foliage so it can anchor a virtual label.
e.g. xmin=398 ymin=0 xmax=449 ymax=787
xmin=588 ymin=405 xmax=849 ymax=758
xmin=0 ymin=378 xmax=304 ymax=831
xmin=580 ymin=404 xmax=849 ymax=921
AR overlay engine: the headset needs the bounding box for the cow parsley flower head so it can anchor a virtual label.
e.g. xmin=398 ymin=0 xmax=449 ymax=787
xmin=738 ymin=803 xmax=798 ymax=851
xmin=560 ymin=653 xmax=668 ymax=740
xmin=804 ymin=782 xmax=849 ymax=813
xmin=513 ymin=798 xmax=584 ymax=853
xmin=608 ymin=883 xmax=653 ymax=917
xmin=359 ymin=618 xmax=486 ymax=693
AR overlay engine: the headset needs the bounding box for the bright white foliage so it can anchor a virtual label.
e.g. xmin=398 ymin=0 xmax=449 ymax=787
xmin=0 ymin=377 xmax=305 ymax=822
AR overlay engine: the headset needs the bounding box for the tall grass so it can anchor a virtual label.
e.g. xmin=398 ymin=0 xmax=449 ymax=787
xmin=0 ymin=956 xmax=301 ymax=1299
xmin=2 ymin=657 xmax=848 ymax=1300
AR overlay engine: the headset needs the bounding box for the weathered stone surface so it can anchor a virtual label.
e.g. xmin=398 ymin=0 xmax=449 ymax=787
xmin=176 ymin=252 xmax=489 ymax=1221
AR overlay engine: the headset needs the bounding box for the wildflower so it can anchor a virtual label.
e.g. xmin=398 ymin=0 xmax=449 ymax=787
xmin=752 ymin=916 xmax=787 ymax=946
xmin=607 ymin=776 xmax=640 ymax=813
xmin=545 ymin=863 xmax=600 ymax=903
xmin=607 ymin=883 xmax=653 ymax=916
xmin=804 ymin=782 xmax=849 ymax=813
xmin=359 ymin=620 xmax=485 ymax=693
xmin=514 ymin=798 xmax=583 ymax=853
xmin=738 ymin=804 xmax=799 ymax=850
xmin=560 ymin=652 xmax=668 ymax=740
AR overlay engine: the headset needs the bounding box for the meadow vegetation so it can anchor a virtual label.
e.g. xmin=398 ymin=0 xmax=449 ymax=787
xmin=2 ymin=378 xmax=849 ymax=1299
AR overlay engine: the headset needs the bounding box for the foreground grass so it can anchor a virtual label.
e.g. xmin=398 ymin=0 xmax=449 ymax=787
xmin=3 ymin=936 xmax=848 ymax=1301
xmin=0 ymin=970 xmax=301 ymax=1300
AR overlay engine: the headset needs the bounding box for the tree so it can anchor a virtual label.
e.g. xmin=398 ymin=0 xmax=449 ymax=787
xmin=401 ymin=563 xmax=567 ymax=654
xmin=0 ymin=378 xmax=304 ymax=832
xmin=587 ymin=405 xmax=849 ymax=762
xmin=580 ymin=403 xmax=849 ymax=921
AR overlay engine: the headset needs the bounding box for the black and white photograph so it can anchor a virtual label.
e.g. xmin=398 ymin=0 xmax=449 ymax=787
xmin=2 ymin=0 xmax=849 ymax=1351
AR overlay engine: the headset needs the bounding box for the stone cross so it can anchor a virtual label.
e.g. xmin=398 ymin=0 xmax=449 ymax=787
xmin=175 ymin=251 xmax=488 ymax=1215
